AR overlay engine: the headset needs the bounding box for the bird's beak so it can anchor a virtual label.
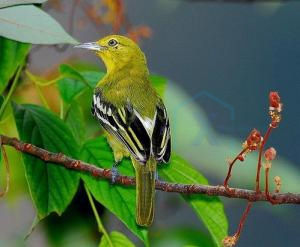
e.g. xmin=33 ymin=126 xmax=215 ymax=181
xmin=74 ymin=42 xmax=106 ymax=51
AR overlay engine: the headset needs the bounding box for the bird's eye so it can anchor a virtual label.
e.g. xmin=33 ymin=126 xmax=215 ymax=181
xmin=108 ymin=39 xmax=118 ymax=47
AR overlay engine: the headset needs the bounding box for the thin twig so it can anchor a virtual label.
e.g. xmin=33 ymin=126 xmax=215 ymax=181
xmin=256 ymin=126 xmax=273 ymax=193
xmin=265 ymin=167 xmax=278 ymax=204
xmin=0 ymin=63 xmax=24 ymax=119
xmin=223 ymin=147 xmax=248 ymax=191
xmin=84 ymin=185 xmax=113 ymax=247
xmin=1 ymin=134 xmax=300 ymax=204
xmin=235 ymin=201 xmax=253 ymax=239
xmin=0 ymin=143 xmax=10 ymax=197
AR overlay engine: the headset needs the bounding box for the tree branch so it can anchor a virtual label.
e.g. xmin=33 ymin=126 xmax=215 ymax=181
xmin=1 ymin=134 xmax=299 ymax=205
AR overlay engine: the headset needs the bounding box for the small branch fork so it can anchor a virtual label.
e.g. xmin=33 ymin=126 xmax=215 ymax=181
xmin=0 ymin=134 xmax=299 ymax=204
xmin=222 ymin=92 xmax=284 ymax=246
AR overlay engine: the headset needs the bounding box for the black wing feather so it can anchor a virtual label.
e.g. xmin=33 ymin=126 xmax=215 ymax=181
xmin=151 ymin=103 xmax=171 ymax=163
xmin=92 ymin=92 xmax=151 ymax=163
xmin=92 ymin=92 xmax=171 ymax=164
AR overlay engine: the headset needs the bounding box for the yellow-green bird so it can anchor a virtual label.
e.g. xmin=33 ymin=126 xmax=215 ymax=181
xmin=75 ymin=35 xmax=171 ymax=226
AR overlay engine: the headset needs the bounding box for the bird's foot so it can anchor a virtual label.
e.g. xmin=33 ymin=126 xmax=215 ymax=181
xmin=111 ymin=161 xmax=120 ymax=184
xmin=155 ymin=171 xmax=161 ymax=181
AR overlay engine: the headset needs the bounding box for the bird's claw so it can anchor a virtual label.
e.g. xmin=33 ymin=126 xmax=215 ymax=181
xmin=111 ymin=161 xmax=120 ymax=184
xmin=155 ymin=171 xmax=160 ymax=181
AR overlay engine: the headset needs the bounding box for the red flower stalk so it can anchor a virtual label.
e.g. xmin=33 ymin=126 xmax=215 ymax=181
xmin=264 ymin=147 xmax=278 ymax=204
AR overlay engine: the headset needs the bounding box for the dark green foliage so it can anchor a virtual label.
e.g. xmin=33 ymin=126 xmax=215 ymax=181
xmin=99 ymin=231 xmax=135 ymax=247
xmin=80 ymin=137 xmax=149 ymax=244
xmin=160 ymin=155 xmax=228 ymax=247
xmin=13 ymin=103 xmax=80 ymax=219
xmin=0 ymin=37 xmax=30 ymax=94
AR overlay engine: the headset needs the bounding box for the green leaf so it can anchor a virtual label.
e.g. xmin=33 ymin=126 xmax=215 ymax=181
xmin=57 ymin=78 xmax=87 ymax=104
xmin=80 ymin=137 xmax=148 ymax=245
xmin=0 ymin=95 xmax=4 ymax=106
xmin=0 ymin=37 xmax=30 ymax=94
xmin=99 ymin=231 xmax=135 ymax=247
xmin=149 ymin=74 xmax=167 ymax=97
xmin=0 ymin=0 xmax=47 ymax=8
xmin=65 ymin=101 xmax=86 ymax=144
xmin=152 ymin=227 xmax=215 ymax=247
xmin=58 ymin=65 xmax=104 ymax=103
xmin=60 ymin=64 xmax=88 ymax=83
xmin=0 ymin=5 xmax=77 ymax=44
xmin=13 ymin=103 xmax=80 ymax=219
xmin=159 ymin=155 xmax=228 ymax=247
xmin=80 ymin=71 xmax=105 ymax=88
xmin=58 ymin=65 xmax=91 ymax=103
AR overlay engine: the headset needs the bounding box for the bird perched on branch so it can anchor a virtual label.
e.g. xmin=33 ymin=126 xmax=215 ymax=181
xmin=75 ymin=35 xmax=171 ymax=226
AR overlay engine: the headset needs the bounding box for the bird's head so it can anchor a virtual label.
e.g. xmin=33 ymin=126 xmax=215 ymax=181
xmin=75 ymin=35 xmax=148 ymax=74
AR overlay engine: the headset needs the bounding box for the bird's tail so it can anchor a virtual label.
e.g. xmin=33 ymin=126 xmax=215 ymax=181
xmin=132 ymin=157 xmax=156 ymax=227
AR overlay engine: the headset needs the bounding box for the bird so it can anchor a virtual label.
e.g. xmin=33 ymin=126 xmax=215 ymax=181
xmin=74 ymin=35 xmax=171 ymax=226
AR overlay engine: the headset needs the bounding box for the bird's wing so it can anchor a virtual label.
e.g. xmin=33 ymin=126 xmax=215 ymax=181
xmin=151 ymin=101 xmax=171 ymax=163
xmin=92 ymin=92 xmax=151 ymax=164
xmin=92 ymin=92 xmax=171 ymax=164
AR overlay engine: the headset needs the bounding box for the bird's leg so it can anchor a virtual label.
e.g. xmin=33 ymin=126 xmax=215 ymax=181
xmin=111 ymin=161 xmax=120 ymax=184
xmin=155 ymin=171 xmax=159 ymax=181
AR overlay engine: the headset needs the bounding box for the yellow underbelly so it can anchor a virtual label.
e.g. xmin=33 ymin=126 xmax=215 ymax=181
xmin=105 ymin=131 xmax=130 ymax=162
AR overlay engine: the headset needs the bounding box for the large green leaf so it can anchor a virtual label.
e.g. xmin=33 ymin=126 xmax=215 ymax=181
xmin=0 ymin=5 xmax=77 ymax=44
xmin=58 ymin=65 xmax=105 ymax=104
xmin=80 ymin=137 xmax=148 ymax=245
xmin=65 ymin=101 xmax=86 ymax=145
xmin=152 ymin=227 xmax=215 ymax=247
xmin=13 ymin=103 xmax=80 ymax=219
xmin=99 ymin=231 xmax=135 ymax=247
xmin=57 ymin=78 xmax=87 ymax=104
xmin=0 ymin=95 xmax=4 ymax=106
xmin=0 ymin=0 xmax=47 ymax=8
xmin=60 ymin=64 xmax=88 ymax=83
xmin=0 ymin=37 xmax=30 ymax=94
xmin=159 ymin=155 xmax=228 ymax=247
xmin=80 ymin=71 xmax=104 ymax=88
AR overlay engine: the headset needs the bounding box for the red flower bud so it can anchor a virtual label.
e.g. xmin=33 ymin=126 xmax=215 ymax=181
xmin=269 ymin=92 xmax=281 ymax=108
xmin=237 ymin=155 xmax=245 ymax=161
xmin=264 ymin=147 xmax=277 ymax=161
xmin=246 ymin=129 xmax=262 ymax=149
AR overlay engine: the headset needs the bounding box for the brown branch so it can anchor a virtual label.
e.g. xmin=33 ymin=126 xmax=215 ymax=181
xmin=1 ymin=134 xmax=300 ymax=205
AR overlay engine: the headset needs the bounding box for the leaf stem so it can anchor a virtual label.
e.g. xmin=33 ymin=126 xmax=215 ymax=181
xmin=25 ymin=70 xmax=64 ymax=110
xmin=84 ymin=185 xmax=113 ymax=247
xmin=0 ymin=63 xmax=24 ymax=119
xmin=0 ymin=143 xmax=10 ymax=197
xmin=34 ymin=84 xmax=50 ymax=109
xmin=60 ymin=98 xmax=64 ymax=119
xmin=25 ymin=70 xmax=64 ymax=86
